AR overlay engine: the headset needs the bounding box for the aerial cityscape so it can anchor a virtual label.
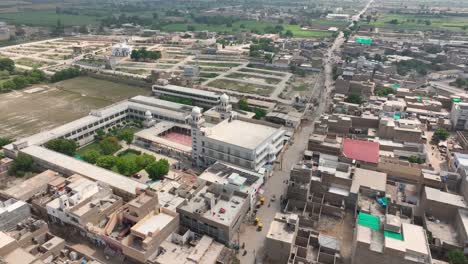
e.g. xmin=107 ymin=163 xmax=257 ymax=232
xmin=1 ymin=0 xmax=468 ymax=263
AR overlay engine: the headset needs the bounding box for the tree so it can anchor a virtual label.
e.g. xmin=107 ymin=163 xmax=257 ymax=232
xmin=96 ymin=155 xmax=116 ymax=170
xmin=99 ymin=137 xmax=121 ymax=155
xmin=375 ymin=87 xmax=394 ymax=96
xmin=9 ymin=153 xmax=34 ymax=177
xmin=52 ymin=19 xmax=65 ymax=36
xmin=388 ymin=19 xmax=399 ymax=25
xmin=135 ymin=153 xmax=156 ymax=169
xmin=45 ymin=139 xmax=77 ymax=156
xmin=2 ymin=80 xmax=16 ymax=90
xmin=115 ymin=156 xmax=138 ymax=176
xmin=187 ymin=25 xmax=196 ymax=31
xmin=146 ymin=159 xmax=170 ymax=181
xmin=152 ymin=13 xmax=159 ymax=20
xmin=78 ymin=25 xmax=88 ymax=34
xmin=345 ymin=94 xmax=363 ymax=104
xmin=432 ymin=128 xmax=450 ymax=143
xmin=116 ymin=129 xmax=134 ymax=144
xmin=95 ymin=129 xmax=106 ymax=140
xmin=366 ymin=15 xmax=372 ymax=23
xmin=82 ymin=150 xmax=101 ymax=164
xmin=50 ymin=67 xmax=83 ymax=83
xmin=283 ymin=30 xmax=293 ymax=38
xmin=0 ymin=58 xmax=15 ymax=72
xmin=0 ymin=137 xmax=12 ymax=147
xmin=448 ymin=250 xmax=468 ymax=264
xmin=408 ymin=156 xmax=424 ymax=164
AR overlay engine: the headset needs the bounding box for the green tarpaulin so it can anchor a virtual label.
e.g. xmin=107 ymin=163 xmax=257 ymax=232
xmin=356 ymin=38 xmax=373 ymax=45
xmin=358 ymin=212 xmax=380 ymax=230
xmin=393 ymin=113 xmax=401 ymax=119
xmin=384 ymin=230 xmax=404 ymax=241
xmin=393 ymin=83 xmax=400 ymax=89
xmin=453 ymin=98 xmax=462 ymax=103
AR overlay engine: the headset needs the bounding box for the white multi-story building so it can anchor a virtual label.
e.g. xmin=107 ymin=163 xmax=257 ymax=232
xmin=451 ymin=102 xmax=468 ymax=131
xmin=189 ymin=95 xmax=286 ymax=171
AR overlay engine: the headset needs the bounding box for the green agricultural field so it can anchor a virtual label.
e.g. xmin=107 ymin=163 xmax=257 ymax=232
xmin=369 ymin=13 xmax=468 ymax=32
xmin=0 ymin=11 xmax=99 ymax=27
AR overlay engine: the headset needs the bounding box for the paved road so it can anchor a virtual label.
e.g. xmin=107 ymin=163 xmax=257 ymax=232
xmin=236 ymin=0 xmax=374 ymax=263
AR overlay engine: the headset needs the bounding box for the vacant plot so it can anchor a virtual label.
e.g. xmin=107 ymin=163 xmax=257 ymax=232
xmin=0 ymin=77 xmax=150 ymax=138
xmin=238 ymin=67 xmax=286 ymax=77
xmin=15 ymin=58 xmax=53 ymax=68
xmin=187 ymin=61 xmax=242 ymax=68
xmin=226 ymin=72 xmax=282 ymax=85
xmin=207 ymin=79 xmax=273 ymax=96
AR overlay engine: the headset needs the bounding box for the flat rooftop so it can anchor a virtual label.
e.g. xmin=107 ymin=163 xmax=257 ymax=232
xmin=179 ymin=186 xmax=247 ymax=226
xmin=132 ymin=212 xmax=175 ymax=237
xmin=21 ymin=145 xmax=147 ymax=197
xmin=266 ymin=219 xmax=295 ymax=243
xmin=153 ymin=84 xmax=220 ymax=99
xmin=424 ymin=186 xmax=467 ymax=208
xmin=351 ymin=168 xmax=387 ymax=194
xmin=1 ymin=170 xmax=59 ymax=201
xmin=206 ymin=119 xmax=281 ymax=150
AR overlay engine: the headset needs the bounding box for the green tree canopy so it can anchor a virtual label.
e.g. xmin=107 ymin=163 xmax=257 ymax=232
xmin=135 ymin=154 xmax=156 ymax=169
xmin=0 ymin=58 xmax=15 ymax=72
xmin=9 ymin=153 xmax=35 ymax=177
xmin=96 ymin=155 xmax=116 ymax=170
xmin=146 ymin=159 xmax=170 ymax=181
xmin=45 ymin=139 xmax=77 ymax=156
xmin=116 ymin=129 xmax=134 ymax=144
xmin=345 ymin=94 xmax=363 ymax=105
xmin=82 ymin=150 xmax=101 ymax=164
xmin=99 ymin=137 xmax=121 ymax=155
xmin=448 ymin=250 xmax=468 ymax=264
xmin=431 ymin=128 xmax=450 ymax=144
xmin=0 ymin=137 xmax=12 ymax=148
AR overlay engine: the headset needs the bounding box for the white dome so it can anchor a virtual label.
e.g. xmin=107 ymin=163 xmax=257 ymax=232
xmin=220 ymin=93 xmax=229 ymax=103
xmin=192 ymin=106 xmax=202 ymax=115
xmin=145 ymin=110 xmax=152 ymax=117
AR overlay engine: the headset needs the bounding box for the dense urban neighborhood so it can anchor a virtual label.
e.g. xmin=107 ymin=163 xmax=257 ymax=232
xmin=2 ymin=0 xmax=468 ymax=264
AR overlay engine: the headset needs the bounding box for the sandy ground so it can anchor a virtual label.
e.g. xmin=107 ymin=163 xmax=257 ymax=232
xmin=0 ymin=76 xmax=150 ymax=139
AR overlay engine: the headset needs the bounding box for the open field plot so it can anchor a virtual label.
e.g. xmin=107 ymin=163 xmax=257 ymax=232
xmin=369 ymin=13 xmax=468 ymax=31
xmin=187 ymin=61 xmax=242 ymax=67
xmin=207 ymin=79 xmax=274 ymax=96
xmin=0 ymin=77 xmax=150 ymax=138
xmin=162 ymin=19 xmax=335 ymax=38
xmin=226 ymin=72 xmax=282 ymax=85
xmin=238 ymin=67 xmax=287 ymax=77
xmin=115 ymin=68 xmax=151 ymax=75
xmin=14 ymin=58 xmax=55 ymax=68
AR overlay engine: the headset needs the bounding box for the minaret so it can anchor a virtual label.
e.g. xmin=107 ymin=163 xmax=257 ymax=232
xmin=216 ymin=93 xmax=233 ymax=121
xmin=189 ymin=106 xmax=204 ymax=166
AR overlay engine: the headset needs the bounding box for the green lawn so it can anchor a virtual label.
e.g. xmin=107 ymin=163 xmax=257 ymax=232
xmin=0 ymin=11 xmax=99 ymax=27
xmin=77 ymin=141 xmax=101 ymax=156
